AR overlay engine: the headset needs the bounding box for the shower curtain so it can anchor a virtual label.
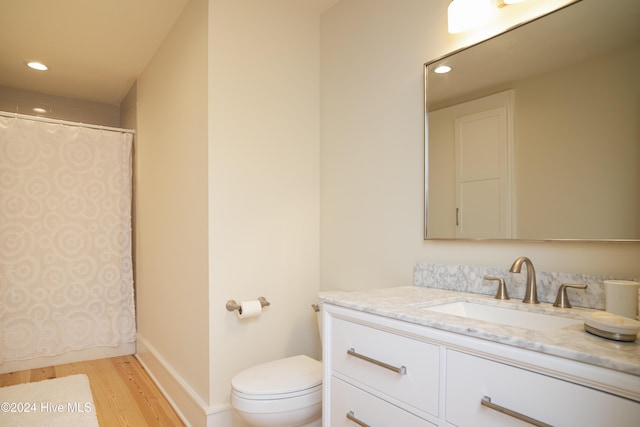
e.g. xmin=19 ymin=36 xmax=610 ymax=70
xmin=0 ymin=114 xmax=135 ymax=363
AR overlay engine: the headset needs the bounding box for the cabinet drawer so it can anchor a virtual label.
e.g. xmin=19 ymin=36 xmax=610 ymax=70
xmin=446 ymin=349 xmax=640 ymax=427
xmin=331 ymin=317 xmax=439 ymax=416
xmin=330 ymin=376 xmax=436 ymax=427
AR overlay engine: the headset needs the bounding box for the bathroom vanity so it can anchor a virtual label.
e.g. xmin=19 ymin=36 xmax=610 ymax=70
xmin=320 ymin=286 xmax=640 ymax=426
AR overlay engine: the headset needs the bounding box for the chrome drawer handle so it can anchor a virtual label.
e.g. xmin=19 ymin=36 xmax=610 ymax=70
xmin=347 ymin=348 xmax=407 ymax=375
xmin=481 ymin=396 xmax=552 ymax=427
xmin=347 ymin=411 xmax=370 ymax=427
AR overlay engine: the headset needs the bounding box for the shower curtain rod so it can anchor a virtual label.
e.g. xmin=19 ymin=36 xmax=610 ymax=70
xmin=0 ymin=110 xmax=135 ymax=134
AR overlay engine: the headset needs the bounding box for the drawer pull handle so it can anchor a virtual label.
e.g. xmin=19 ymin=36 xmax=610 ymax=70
xmin=481 ymin=396 xmax=552 ymax=427
xmin=347 ymin=411 xmax=370 ymax=427
xmin=347 ymin=348 xmax=407 ymax=374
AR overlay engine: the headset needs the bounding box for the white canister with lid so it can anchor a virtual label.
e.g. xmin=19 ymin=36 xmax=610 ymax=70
xmin=604 ymin=280 xmax=639 ymax=320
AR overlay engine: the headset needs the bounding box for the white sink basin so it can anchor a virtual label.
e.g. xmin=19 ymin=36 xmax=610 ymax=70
xmin=422 ymin=301 xmax=582 ymax=331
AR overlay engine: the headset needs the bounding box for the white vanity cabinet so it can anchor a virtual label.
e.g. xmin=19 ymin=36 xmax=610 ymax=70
xmin=326 ymin=315 xmax=440 ymax=425
xmin=330 ymin=377 xmax=436 ymax=427
xmin=446 ymin=349 xmax=640 ymax=426
xmin=323 ymin=304 xmax=640 ymax=427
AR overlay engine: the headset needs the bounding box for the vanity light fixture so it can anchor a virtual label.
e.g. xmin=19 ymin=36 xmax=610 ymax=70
xmin=448 ymin=0 xmax=492 ymax=34
xmin=434 ymin=65 xmax=452 ymax=74
xmin=448 ymin=0 xmax=527 ymax=33
xmin=25 ymin=61 xmax=49 ymax=71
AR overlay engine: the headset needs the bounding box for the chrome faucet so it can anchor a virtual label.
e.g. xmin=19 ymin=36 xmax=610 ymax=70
xmin=509 ymin=256 xmax=539 ymax=304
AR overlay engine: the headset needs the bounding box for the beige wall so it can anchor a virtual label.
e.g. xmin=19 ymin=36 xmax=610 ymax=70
xmin=135 ymin=0 xmax=322 ymax=423
xmin=208 ymin=0 xmax=322 ymax=409
xmin=0 ymin=85 xmax=120 ymax=127
xmin=135 ymin=0 xmax=210 ymax=406
xmin=321 ymin=0 xmax=435 ymax=291
xmin=120 ymin=82 xmax=137 ymax=131
xmin=319 ymin=0 xmax=640 ymax=295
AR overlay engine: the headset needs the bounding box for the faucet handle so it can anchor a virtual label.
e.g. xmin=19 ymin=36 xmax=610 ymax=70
xmin=484 ymin=276 xmax=509 ymax=300
xmin=553 ymin=283 xmax=587 ymax=308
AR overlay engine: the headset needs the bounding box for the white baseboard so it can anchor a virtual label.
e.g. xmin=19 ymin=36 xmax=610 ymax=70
xmin=135 ymin=334 xmax=233 ymax=427
xmin=0 ymin=342 xmax=135 ymax=374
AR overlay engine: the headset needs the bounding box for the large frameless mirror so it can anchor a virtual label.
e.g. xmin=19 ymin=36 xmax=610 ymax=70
xmin=424 ymin=0 xmax=640 ymax=241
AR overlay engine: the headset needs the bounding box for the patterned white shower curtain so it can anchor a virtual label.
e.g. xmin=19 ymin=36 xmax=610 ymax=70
xmin=0 ymin=115 xmax=135 ymax=363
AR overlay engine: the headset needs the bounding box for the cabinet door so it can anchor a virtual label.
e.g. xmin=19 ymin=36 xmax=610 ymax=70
xmin=330 ymin=377 xmax=436 ymax=427
xmin=331 ymin=317 xmax=440 ymax=416
xmin=446 ymin=349 xmax=640 ymax=427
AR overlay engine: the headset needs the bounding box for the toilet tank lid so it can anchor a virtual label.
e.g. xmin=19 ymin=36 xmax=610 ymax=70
xmin=231 ymin=355 xmax=322 ymax=395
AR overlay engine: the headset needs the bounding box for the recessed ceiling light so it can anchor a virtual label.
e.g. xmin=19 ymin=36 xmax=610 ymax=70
xmin=434 ymin=65 xmax=452 ymax=74
xmin=33 ymin=107 xmax=48 ymax=114
xmin=25 ymin=61 xmax=49 ymax=71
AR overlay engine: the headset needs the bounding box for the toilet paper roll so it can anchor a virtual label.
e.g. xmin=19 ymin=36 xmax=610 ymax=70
xmin=605 ymin=280 xmax=639 ymax=320
xmin=237 ymin=300 xmax=263 ymax=319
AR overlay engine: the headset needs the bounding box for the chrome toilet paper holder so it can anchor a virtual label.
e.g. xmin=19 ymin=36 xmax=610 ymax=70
xmin=226 ymin=296 xmax=270 ymax=312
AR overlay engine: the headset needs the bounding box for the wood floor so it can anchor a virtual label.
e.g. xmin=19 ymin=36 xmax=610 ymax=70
xmin=0 ymin=355 xmax=184 ymax=426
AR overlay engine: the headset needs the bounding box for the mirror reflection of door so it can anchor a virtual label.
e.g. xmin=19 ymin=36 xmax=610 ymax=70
xmin=430 ymin=90 xmax=514 ymax=238
xmin=455 ymin=106 xmax=509 ymax=238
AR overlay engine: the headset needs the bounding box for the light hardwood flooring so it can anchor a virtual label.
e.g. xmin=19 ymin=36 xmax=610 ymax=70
xmin=0 ymin=355 xmax=185 ymax=426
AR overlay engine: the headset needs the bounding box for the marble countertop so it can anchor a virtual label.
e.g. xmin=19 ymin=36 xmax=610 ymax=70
xmin=319 ymin=286 xmax=640 ymax=377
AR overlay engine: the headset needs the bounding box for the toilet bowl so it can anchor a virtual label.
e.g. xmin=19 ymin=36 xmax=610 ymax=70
xmin=231 ymin=355 xmax=322 ymax=427
xmin=230 ymin=305 xmax=323 ymax=427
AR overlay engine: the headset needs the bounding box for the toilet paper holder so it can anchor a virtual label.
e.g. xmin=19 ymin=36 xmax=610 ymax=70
xmin=226 ymin=297 xmax=270 ymax=312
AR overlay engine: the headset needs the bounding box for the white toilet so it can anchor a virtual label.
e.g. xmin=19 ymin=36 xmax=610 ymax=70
xmin=230 ymin=305 xmax=323 ymax=427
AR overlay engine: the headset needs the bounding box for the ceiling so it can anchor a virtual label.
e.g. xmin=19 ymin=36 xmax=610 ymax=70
xmin=0 ymin=0 xmax=190 ymax=106
xmin=0 ymin=0 xmax=340 ymax=107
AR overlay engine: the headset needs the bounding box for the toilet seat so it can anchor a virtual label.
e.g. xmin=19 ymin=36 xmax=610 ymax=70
xmin=231 ymin=386 xmax=322 ymax=414
xmin=231 ymin=355 xmax=322 ymax=413
xmin=232 ymin=354 xmax=322 ymax=396
xmin=232 ymin=384 xmax=321 ymax=401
